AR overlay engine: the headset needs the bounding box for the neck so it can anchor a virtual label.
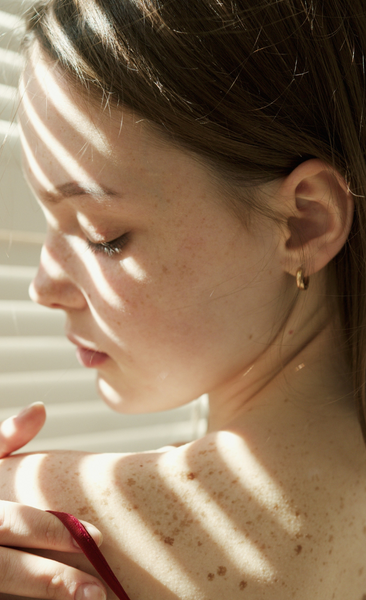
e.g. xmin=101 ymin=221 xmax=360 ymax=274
xmin=207 ymin=273 xmax=353 ymax=432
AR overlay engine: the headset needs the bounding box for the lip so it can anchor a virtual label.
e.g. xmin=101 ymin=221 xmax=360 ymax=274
xmin=67 ymin=334 xmax=110 ymax=368
xmin=76 ymin=347 xmax=109 ymax=368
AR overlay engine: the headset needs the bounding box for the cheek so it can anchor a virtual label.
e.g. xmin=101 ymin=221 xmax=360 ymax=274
xmin=86 ymin=259 xmax=207 ymax=356
xmin=84 ymin=221 xmax=282 ymax=356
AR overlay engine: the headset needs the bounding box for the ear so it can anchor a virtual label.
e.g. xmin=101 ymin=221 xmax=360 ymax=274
xmin=279 ymin=159 xmax=354 ymax=277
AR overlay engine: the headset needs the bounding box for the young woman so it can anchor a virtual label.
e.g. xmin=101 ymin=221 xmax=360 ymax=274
xmin=1 ymin=1 xmax=366 ymax=598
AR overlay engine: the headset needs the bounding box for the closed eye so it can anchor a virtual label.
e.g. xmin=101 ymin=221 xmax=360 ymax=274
xmin=86 ymin=233 xmax=130 ymax=257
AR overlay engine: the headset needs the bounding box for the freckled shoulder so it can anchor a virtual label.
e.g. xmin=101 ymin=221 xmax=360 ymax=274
xmin=1 ymin=429 xmax=366 ymax=599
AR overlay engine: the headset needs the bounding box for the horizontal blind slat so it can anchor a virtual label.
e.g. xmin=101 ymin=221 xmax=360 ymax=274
xmin=0 ymin=301 xmax=65 ymax=336
xmin=15 ymin=420 xmax=197 ymax=453
xmin=0 ymin=369 xmax=99 ymax=405
xmin=0 ymin=336 xmax=81 ymax=372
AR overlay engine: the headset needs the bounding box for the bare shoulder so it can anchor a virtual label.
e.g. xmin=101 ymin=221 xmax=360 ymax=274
xmin=1 ymin=425 xmax=366 ymax=599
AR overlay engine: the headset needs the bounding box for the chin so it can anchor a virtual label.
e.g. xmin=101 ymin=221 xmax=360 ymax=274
xmin=96 ymin=373 xmax=153 ymax=414
xmin=96 ymin=375 xmax=132 ymax=412
xmin=96 ymin=372 xmax=192 ymax=415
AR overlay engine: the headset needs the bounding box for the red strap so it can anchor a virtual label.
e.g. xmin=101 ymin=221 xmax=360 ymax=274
xmin=47 ymin=510 xmax=131 ymax=600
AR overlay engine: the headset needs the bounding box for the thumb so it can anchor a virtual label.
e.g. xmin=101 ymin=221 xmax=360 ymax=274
xmin=0 ymin=402 xmax=46 ymax=457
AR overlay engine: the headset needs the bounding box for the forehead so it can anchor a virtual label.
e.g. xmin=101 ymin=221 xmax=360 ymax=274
xmin=21 ymin=45 xmax=109 ymax=150
xmin=18 ymin=44 xmax=245 ymax=227
xmin=19 ymin=44 xmax=164 ymax=192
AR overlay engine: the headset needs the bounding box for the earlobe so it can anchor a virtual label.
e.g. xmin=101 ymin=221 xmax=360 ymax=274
xmin=279 ymin=159 xmax=354 ymax=277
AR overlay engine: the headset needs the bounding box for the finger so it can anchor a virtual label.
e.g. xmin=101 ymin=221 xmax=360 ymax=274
xmin=0 ymin=502 xmax=103 ymax=552
xmin=0 ymin=546 xmax=107 ymax=600
xmin=0 ymin=402 xmax=46 ymax=457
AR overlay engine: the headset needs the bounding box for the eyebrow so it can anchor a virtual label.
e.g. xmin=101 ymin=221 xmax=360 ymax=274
xmin=39 ymin=182 xmax=119 ymax=204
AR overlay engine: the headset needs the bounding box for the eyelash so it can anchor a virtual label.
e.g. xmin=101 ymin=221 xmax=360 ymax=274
xmin=86 ymin=233 xmax=129 ymax=257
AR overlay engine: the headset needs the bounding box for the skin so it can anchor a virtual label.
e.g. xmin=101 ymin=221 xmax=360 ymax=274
xmin=1 ymin=43 xmax=366 ymax=599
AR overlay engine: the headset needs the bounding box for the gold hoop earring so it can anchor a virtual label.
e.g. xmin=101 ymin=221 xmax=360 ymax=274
xmin=296 ymin=267 xmax=309 ymax=291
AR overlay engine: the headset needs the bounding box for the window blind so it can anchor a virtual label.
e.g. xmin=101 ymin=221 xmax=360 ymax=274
xmin=0 ymin=0 xmax=208 ymax=453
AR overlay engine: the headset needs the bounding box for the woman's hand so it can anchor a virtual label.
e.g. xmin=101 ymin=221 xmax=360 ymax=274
xmin=0 ymin=501 xmax=107 ymax=600
xmin=0 ymin=404 xmax=107 ymax=600
xmin=0 ymin=402 xmax=46 ymax=458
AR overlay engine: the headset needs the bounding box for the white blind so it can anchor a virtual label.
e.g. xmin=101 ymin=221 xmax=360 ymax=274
xmin=0 ymin=0 xmax=208 ymax=453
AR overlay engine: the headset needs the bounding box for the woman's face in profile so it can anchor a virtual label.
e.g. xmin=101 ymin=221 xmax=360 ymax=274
xmin=18 ymin=47 xmax=288 ymax=414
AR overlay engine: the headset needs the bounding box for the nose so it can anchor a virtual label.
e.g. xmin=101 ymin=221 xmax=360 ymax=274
xmin=29 ymin=244 xmax=87 ymax=311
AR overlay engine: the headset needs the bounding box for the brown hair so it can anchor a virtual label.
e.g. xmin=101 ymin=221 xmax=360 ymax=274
xmin=25 ymin=0 xmax=366 ymax=438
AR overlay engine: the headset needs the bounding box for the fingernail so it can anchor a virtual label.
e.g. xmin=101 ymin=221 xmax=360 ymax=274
xmin=14 ymin=402 xmax=44 ymax=422
xmin=75 ymin=584 xmax=106 ymax=600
